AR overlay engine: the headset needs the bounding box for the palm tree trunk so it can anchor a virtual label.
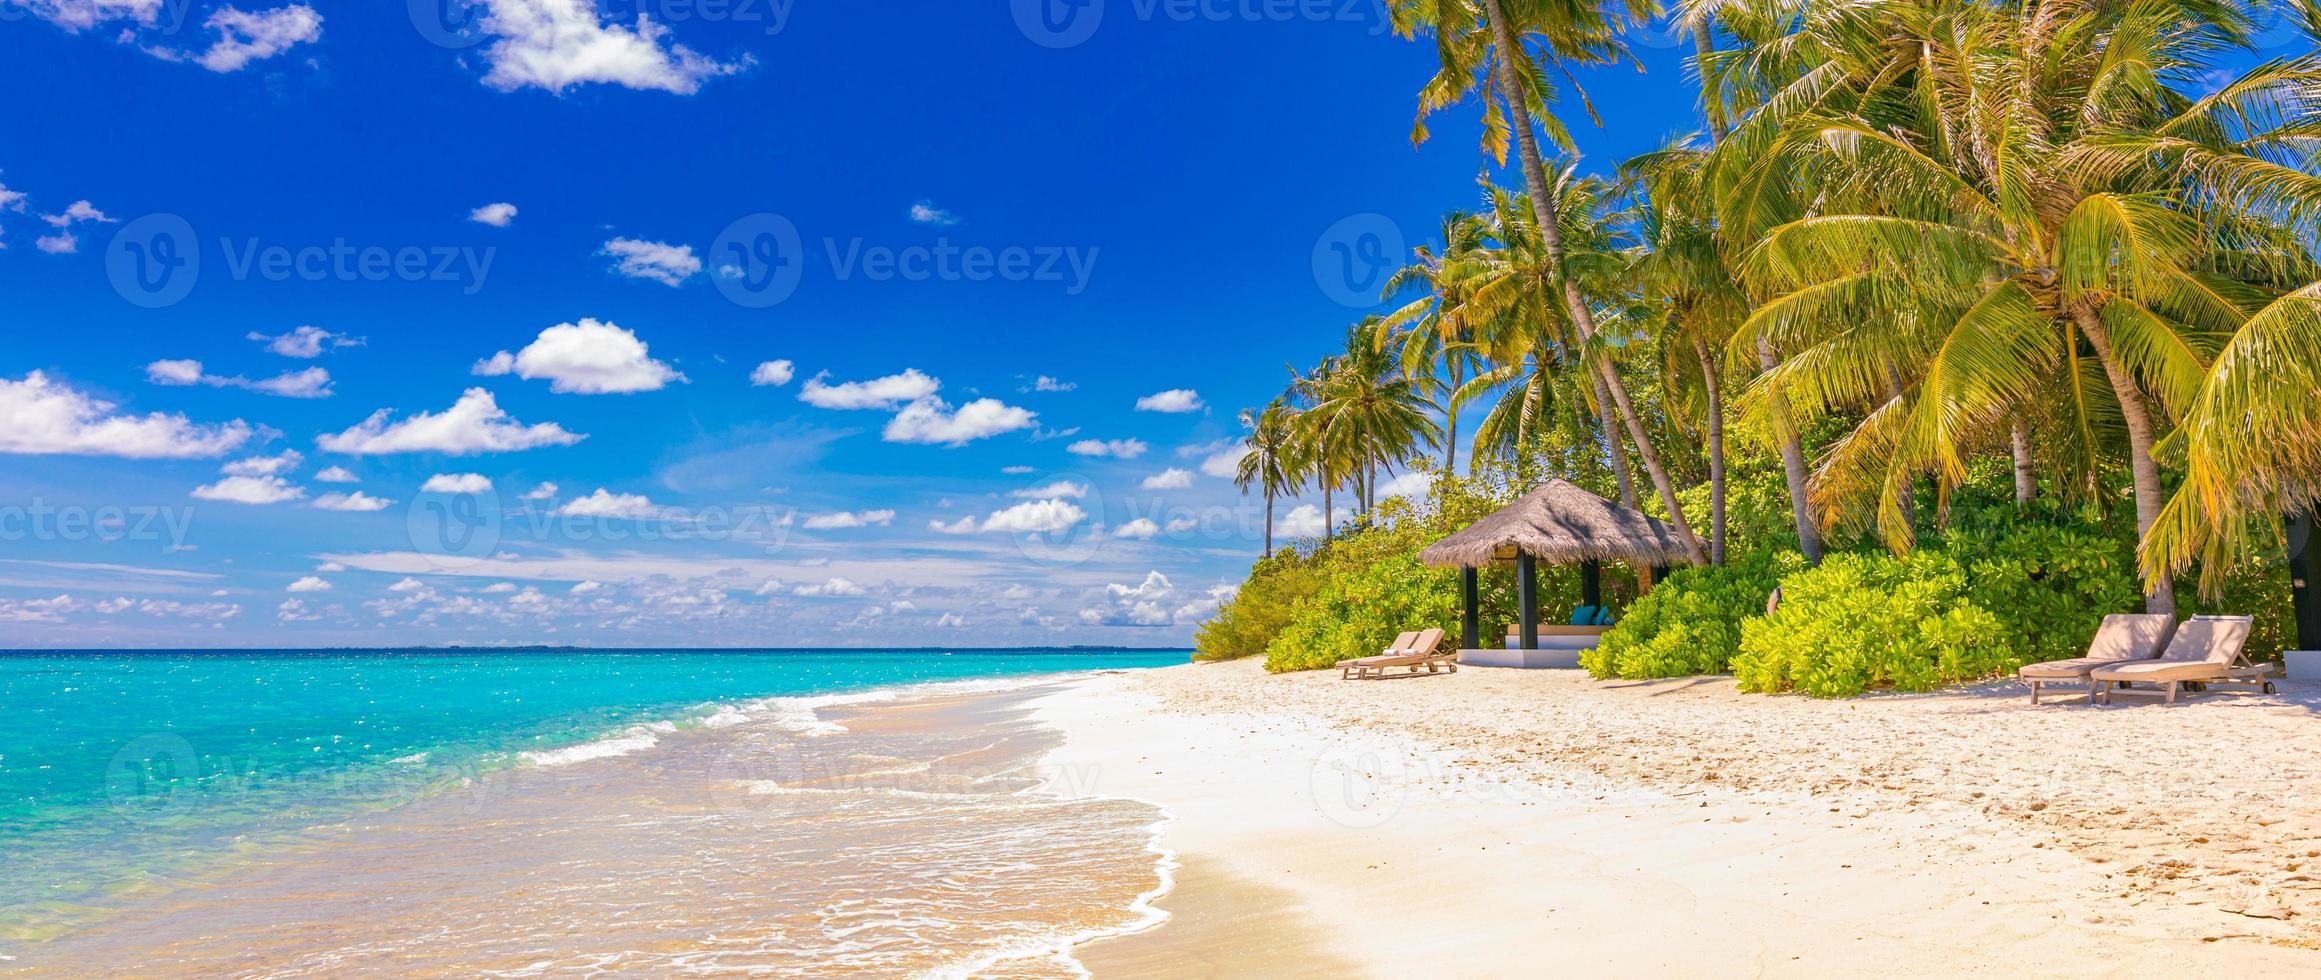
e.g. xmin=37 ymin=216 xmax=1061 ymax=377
xmin=1881 ymin=362 xmax=1916 ymax=537
xmin=1323 ymin=478 xmax=1334 ymax=544
xmin=2067 ymin=301 xmax=2176 ymax=615
xmin=2011 ymin=415 xmax=2036 ymax=506
xmin=1480 ymin=0 xmax=1706 ymax=565
xmin=1759 ymin=340 xmax=1824 ymax=563
xmin=1264 ymin=491 xmax=1274 ymax=557
xmin=1593 ymin=373 xmax=1639 ymax=508
xmin=1694 ymin=335 xmax=1727 ymax=565
xmin=1445 ymin=360 xmax=1463 ymax=475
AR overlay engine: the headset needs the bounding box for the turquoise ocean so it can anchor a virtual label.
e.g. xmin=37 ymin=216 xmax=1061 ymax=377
xmin=0 ymin=647 xmax=1184 ymax=948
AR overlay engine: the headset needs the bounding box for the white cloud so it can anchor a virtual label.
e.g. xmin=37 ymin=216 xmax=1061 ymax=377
xmin=1379 ymin=470 xmax=1435 ymax=502
xmin=0 ymin=372 xmax=253 ymax=458
xmin=1140 ymin=468 xmax=1193 ymax=490
xmin=1067 ymin=438 xmax=1148 ymax=460
xmin=223 ymin=449 xmax=302 ymax=477
xmin=522 ymin=482 xmax=560 ymax=500
xmin=8 ymin=0 xmax=168 ymax=33
xmin=313 ymin=466 xmax=357 ymax=483
xmin=1277 ymin=504 xmax=1356 ymax=539
xmin=883 ymin=398 xmax=1037 ymax=447
xmin=32 ymin=199 xmax=111 ymax=253
xmin=1024 ymin=375 xmax=1075 ymax=393
xmin=750 ymin=360 xmax=795 ymax=387
xmin=1079 ymin=571 xmax=1178 ymax=627
xmin=388 ymin=577 xmax=426 ymax=592
xmin=146 ymin=359 xmax=333 ymax=398
xmin=469 ymin=202 xmax=518 ymax=227
xmin=570 ymin=580 xmax=604 ymax=594
xmin=1165 ymin=515 xmax=1199 ymax=534
xmin=476 ymin=0 xmax=749 ymax=95
xmin=193 ymin=474 xmax=305 ymax=505
xmin=598 ymin=238 xmax=701 ymax=286
xmin=481 ymin=582 xmax=518 ymax=593
xmin=1134 ymin=388 xmax=1204 ymax=413
xmin=794 ymin=576 xmax=866 ymax=597
xmin=976 ymin=499 xmax=1087 ymax=535
xmin=802 ymin=509 xmax=895 ymax=530
xmin=313 ymin=491 xmax=393 ymax=512
xmin=1010 ymin=480 xmax=1087 ymax=499
xmin=420 ymin=473 xmax=493 ymax=493
xmin=556 ymin=488 xmax=657 ymax=518
xmin=1112 ymin=518 xmax=1160 ymax=540
xmin=1199 ymin=446 xmax=1250 ymax=479
xmin=928 ymin=515 xmax=979 ymax=535
xmin=287 ymin=575 xmax=332 ymax=593
xmin=752 ymin=577 xmax=786 ymax=596
xmin=799 ymin=369 xmax=940 ymax=410
xmin=247 ymin=326 xmax=360 ymax=358
xmin=1000 ymin=465 xmax=1036 ymax=475
xmin=936 ymin=612 xmax=968 ymax=628
xmin=474 ymin=318 xmax=684 ymax=394
xmin=908 ymin=200 xmax=958 ymax=226
xmin=317 ymin=388 xmax=584 ymax=456
xmin=187 ymin=4 xmax=322 ymax=73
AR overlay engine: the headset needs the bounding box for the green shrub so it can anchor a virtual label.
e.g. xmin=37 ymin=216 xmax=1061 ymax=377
xmin=1583 ymin=550 xmax=1807 ymax=679
xmin=1732 ymin=552 xmax=2020 ymax=697
xmin=1262 ymin=551 xmax=1462 ymax=672
xmin=1193 ymin=551 xmax=1323 ymax=661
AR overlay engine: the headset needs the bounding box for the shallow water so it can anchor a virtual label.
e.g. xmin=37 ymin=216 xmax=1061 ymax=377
xmin=0 ymin=650 xmax=1181 ymax=972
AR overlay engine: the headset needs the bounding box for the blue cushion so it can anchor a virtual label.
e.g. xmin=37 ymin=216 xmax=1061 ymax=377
xmin=1568 ymin=605 xmax=1599 ymax=627
xmin=1595 ymin=607 xmax=1615 ymax=626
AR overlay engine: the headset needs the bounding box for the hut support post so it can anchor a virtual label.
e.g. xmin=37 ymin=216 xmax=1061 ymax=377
xmin=2292 ymin=510 xmax=2321 ymax=652
xmin=1580 ymin=560 xmax=1603 ymax=611
xmin=1517 ymin=553 xmax=1539 ymax=650
xmin=1461 ymin=566 xmax=1480 ymax=651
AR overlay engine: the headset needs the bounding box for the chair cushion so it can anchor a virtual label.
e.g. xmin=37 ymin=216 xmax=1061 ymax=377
xmin=2019 ymin=657 xmax=2107 ymax=679
xmin=1568 ymin=605 xmax=1599 ymax=627
xmin=2090 ymin=658 xmax=2218 ymax=682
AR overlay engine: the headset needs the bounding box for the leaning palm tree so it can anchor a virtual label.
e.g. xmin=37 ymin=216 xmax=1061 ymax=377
xmin=1302 ymin=323 xmax=1445 ymax=515
xmin=1234 ymin=400 xmax=1306 ymax=557
xmin=1393 ymin=0 xmax=1709 ymax=566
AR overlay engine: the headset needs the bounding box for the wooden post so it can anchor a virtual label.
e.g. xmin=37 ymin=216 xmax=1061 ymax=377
xmin=1517 ymin=553 xmax=1538 ymax=650
xmin=1461 ymin=566 xmax=1480 ymax=651
xmin=1580 ymin=560 xmax=1603 ymax=611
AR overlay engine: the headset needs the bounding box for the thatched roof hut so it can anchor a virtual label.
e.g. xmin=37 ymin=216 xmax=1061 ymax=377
xmin=1418 ymin=479 xmax=1691 ymax=569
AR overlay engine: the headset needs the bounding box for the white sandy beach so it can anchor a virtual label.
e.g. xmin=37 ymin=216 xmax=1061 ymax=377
xmin=1035 ymin=660 xmax=2321 ymax=977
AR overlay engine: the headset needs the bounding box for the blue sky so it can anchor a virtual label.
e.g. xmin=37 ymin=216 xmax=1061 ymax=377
xmin=0 ymin=0 xmax=1706 ymax=648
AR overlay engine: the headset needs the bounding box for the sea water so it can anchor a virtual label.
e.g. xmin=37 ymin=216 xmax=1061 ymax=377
xmin=0 ymin=648 xmax=1182 ymax=972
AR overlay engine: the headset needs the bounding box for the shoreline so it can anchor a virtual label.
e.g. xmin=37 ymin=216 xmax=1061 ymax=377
xmin=1036 ymin=659 xmax=2321 ymax=976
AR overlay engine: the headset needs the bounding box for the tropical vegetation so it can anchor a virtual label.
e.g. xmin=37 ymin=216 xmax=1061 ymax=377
xmin=1195 ymin=0 xmax=2321 ymax=696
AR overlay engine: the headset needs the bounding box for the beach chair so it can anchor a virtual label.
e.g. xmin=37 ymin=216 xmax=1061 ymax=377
xmin=2016 ymin=613 xmax=2175 ymax=704
xmin=1338 ymin=628 xmax=1453 ymax=680
xmin=2090 ymin=615 xmax=2276 ymax=705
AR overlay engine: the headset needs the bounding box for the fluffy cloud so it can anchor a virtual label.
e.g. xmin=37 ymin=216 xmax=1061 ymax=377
xmin=1010 ymin=480 xmax=1087 ymax=499
xmin=883 ymin=398 xmax=1037 ymax=446
xmin=0 ymin=372 xmax=252 ymax=458
xmin=1134 ymin=389 xmax=1203 ymax=413
xmin=420 ymin=473 xmax=493 ymax=493
xmin=555 ymin=488 xmax=658 ymax=518
xmin=313 ymin=491 xmax=393 ymax=512
xmin=793 ymin=576 xmax=866 ymax=597
xmin=476 ymin=0 xmax=749 ymax=95
xmin=287 ymin=576 xmax=332 ymax=593
xmin=186 ymin=5 xmax=323 ymax=73
xmin=474 ymin=319 xmax=684 ymax=394
xmin=193 ymin=475 xmax=305 ymax=505
xmin=1277 ymin=503 xmax=1355 ymax=539
xmin=802 ymin=509 xmax=895 ymax=530
xmin=1140 ymin=468 xmax=1193 ymax=490
xmin=1024 ymin=376 xmax=1075 ymax=393
xmin=750 ymin=360 xmax=795 ymax=387
xmin=223 ymin=449 xmax=302 ymax=477
xmin=469 ymin=202 xmax=518 ymax=227
xmin=1198 ymin=446 xmax=1250 ymax=479
xmin=1112 ymin=518 xmax=1161 ymax=540
xmin=908 ymin=200 xmax=958 ymax=226
xmin=1067 ymin=438 xmax=1148 ymax=460
xmin=1379 ymin=470 xmax=1435 ymax=501
xmin=1079 ymin=571 xmax=1177 ymax=627
xmin=248 ymin=326 xmax=360 ymax=358
xmin=975 ymin=499 xmax=1087 ymax=535
xmin=928 ymin=515 xmax=979 ymax=535
xmin=798 ymin=369 xmax=940 ymax=410
xmin=147 ymin=359 xmax=334 ymax=398
xmin=8 ymin=0 xmax=171 ymax=32
xmin=317 ymin=388 xmax=584 ymax=456
xmin=1000 ymin=465 xmax=1036 ymax=475
xmin=34 ymin=199 xmax=112 ymax=254
xmin=570 ymin=580 xmax=604 ymax=594
xmin=314 ymin=466 xmax=359 ymax=483
xmin=598 ymin=238 xmax=701 ymax=286
xmin=521 ymin=482 xmax=559 ymax=500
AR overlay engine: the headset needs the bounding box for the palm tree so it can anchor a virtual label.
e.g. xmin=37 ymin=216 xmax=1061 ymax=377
xmin=1381 ymin=210 xmax=1492 ymax=474
xmin=1302 ymin=323 xmax=1445 ymax=515
xmin=1395 ymin=0 xmax=1710 ymax=565
xmin=1235 ymin=400 xmax=1306 ymax=557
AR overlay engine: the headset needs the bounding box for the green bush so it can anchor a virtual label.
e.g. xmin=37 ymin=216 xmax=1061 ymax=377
xmin=1193 ymin=551 xmax=1323 ymax=661
xmin=1732 ymin=551 xmax=2020 ymax=697
xmin=1583 ymin=550 xmax=1807 ymax=679
xmin=1262 ymin=551 xmax=1463 ymax=672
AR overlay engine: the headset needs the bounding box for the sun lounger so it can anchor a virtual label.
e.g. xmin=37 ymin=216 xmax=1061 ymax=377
xmin=2017 ymin=613 xmax=2175 ymax=704
xmin=2090 ymin=615 xmax=2275 ymax=704
xmin=1339 ymin=628 xmax=1453 ymax=680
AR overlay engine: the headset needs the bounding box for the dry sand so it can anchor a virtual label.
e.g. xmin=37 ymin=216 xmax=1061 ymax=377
xmin=1033 ymin=660 xmax=2321 ymax=977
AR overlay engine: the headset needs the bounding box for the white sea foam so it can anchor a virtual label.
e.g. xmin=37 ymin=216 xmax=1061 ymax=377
xmin=518 ymin=731 xmax=660 ymax=767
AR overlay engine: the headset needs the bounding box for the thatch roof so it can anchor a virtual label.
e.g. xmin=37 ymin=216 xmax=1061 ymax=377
xmin=1417 ymin=479 xmax=1692 ymax=568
